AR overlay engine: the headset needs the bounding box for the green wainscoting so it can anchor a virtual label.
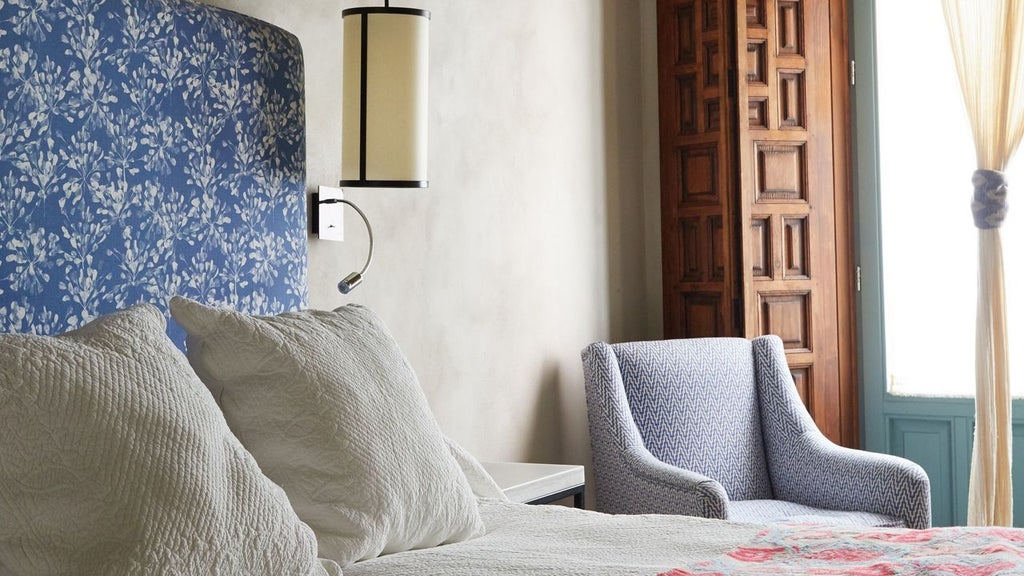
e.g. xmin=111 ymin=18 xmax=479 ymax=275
xmin=879 ymin=398 xmax=1024 ymax=527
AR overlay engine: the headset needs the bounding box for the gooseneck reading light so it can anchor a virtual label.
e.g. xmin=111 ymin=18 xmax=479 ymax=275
xmin=318 ymin=1 xmax=430 ymax=294
xmin=317 ymin=198 xmax=373 ymax=294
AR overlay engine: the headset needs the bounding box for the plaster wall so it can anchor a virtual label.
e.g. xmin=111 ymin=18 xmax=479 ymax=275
xmin=201 ymin=0 xmax=662 ymax=472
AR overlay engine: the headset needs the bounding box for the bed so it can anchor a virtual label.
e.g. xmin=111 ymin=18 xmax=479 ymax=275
xmin=1 ymin=1 xmax=1023 ymax=575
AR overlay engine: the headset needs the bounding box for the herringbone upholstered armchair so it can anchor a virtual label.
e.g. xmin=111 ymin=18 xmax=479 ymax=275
xmin=582 ymin=335 xmax=931 ymax=529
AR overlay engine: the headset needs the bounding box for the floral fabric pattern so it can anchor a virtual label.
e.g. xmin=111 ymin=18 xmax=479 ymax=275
xmin=0 ymin=0 xmax=307 ymax=348
xmin=661 ymin=523 xmax=1024 ymax=576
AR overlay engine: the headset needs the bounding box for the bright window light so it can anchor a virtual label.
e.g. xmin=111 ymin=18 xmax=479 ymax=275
xmin=876 ymin=1 xmax=1021 ymax=397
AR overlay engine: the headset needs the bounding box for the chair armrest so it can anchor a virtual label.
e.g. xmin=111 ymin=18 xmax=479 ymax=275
xmin=753 ymin=335 xmax=931 ymax=529
xmin=771 ymin=431 xmax=932 ymax=529
xmin=582 ymin=341 xmax=728 ymax=518
xmin=607 ymin=442 xmax=729 ymax=518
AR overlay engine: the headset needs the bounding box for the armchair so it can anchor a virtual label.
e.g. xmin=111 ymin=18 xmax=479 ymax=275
xmin=581 ymin=335 xmax=931 ymax=529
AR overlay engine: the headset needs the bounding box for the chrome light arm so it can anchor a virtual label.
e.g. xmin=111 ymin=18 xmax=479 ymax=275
xmin=317 ymin=198 xmax=374 ymax=294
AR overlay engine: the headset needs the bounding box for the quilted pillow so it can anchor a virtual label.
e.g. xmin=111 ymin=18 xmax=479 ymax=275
xmin=169 ymin=297 xmax=485 ymax=566
xmin=0 ymin=305 xmax=333 ymax=576
xmin=444 ymin=436 xmax=508 ymax=501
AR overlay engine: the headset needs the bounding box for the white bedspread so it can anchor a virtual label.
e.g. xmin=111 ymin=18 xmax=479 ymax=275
xmin=344 ymin=500 xmax=761 ymax=576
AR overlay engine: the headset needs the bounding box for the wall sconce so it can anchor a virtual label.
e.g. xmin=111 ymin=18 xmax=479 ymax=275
xmin=316 ymin=1 xmax=430 ymax=294
xmin=341 ymin=2 xmax=430 ymax=187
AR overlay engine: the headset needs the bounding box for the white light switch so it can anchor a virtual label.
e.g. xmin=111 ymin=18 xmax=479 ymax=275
xmin=317 ymin=186 xmax=345 ymax=242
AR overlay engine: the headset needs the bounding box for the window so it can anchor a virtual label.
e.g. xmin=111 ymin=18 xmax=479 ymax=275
xmin=877 ymin=1 xmax=1023 ymax=397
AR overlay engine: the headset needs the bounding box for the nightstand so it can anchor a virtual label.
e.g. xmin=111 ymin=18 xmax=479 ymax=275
xmin=481 ymin=461 xmax=585 ymax=509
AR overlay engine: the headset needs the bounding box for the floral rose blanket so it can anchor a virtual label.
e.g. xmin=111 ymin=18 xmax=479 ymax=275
xmin=660 ymin=523 xmax=1024 ymax=576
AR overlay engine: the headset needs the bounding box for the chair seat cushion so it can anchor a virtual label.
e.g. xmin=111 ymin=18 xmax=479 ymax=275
xmin=728 ymin=499 xmax=906 ymax=528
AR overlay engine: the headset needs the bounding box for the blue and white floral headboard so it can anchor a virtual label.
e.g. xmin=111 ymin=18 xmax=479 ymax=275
xmin=0 ymin=0 xmax=307 ymax=347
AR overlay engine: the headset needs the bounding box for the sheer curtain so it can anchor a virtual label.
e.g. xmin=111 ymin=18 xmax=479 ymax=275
xmin=943 ymin=0 xmax=1024 ymax=527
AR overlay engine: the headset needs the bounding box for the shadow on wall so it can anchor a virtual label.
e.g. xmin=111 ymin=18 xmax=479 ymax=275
xmin=525 ymin=361 xmax=566 ymax=464
xmin=518 ymin=1 xmax=661 ymax=496
xmin=526 ymin=359 xmax=602 ymax=509
xmin=525 ymin=358 xmax=603 ymax=508
xmin=601 ymin=0 xmax=660 ymax=347
xmin=520 ymin=0 xmax=658 ymax=477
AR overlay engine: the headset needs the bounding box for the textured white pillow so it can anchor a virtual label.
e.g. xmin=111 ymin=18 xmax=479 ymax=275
xmin=0 ymin=305 xmax=333 ymax=576
xmin=169 ymin=297 xmax=485 ymax=566
xmin=444 ymin=436 xmax=508 ymax=501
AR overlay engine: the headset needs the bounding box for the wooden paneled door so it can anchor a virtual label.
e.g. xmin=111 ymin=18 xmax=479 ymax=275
xmin=657 ymin=0 xmax=741 ymax=341
xmin=658 ymin=0 xmax=857 ymax=447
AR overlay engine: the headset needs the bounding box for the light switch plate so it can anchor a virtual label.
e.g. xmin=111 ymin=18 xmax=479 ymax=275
xmin=316 ymin=186 xmax=344 ymax=242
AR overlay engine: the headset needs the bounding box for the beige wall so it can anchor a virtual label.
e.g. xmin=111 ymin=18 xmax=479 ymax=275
xmin=201 ymin=0 xmax=662 ymax=472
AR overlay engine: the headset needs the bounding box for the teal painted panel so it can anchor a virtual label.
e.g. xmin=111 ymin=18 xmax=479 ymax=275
xmin=1013 ymin=424 xmax=1024 ymax=525
xmin=889 ymin=417 xmax=954 ymax=526
xmin=954 ymin=417 xmax=973 ymax=526
xmin=944 ymin=417 xmax=1024 ymax=527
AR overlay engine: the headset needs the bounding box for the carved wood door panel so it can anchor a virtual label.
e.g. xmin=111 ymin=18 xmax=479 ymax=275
xmin=736 ymin=0 xmax=844 ymax=443
xmin=658 ymin=0 xmax=740 ymax=340
xmin=657 ymin=0 xmax=856 ymax=446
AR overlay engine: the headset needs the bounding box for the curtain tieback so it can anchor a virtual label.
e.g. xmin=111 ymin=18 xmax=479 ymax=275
xmin=972 ymin=169 xmax=1009 ymax=229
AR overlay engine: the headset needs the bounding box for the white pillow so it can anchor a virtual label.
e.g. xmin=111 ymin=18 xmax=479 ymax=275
xmin=0 ymin=304 xmax=333 ymax=576
xmin=169 ymin=297 xmax=485 ymax=566
xmin=444 ymin=436 xmax=508 ymax=501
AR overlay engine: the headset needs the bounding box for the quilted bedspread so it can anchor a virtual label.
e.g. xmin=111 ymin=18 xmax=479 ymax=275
xmin=345 ymin=500 xmax=761 ymax=576
xmin=661 ymin=523 xmax=1024 ymax=576
xmin=348 ymin=501 xmax=1024 ymax=576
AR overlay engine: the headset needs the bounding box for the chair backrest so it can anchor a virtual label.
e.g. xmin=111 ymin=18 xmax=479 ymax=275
xmin=609 ymin=338 xmax=773 ymax=500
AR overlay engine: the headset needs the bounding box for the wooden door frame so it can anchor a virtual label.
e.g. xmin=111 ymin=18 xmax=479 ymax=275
xmin=831 ymin=0 xmax=858 ymax=448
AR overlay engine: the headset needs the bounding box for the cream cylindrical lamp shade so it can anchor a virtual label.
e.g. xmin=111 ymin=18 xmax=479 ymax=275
xmin=341 ymin=6 xmax=430 ymax=188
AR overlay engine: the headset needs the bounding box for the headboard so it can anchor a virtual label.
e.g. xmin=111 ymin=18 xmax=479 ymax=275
xmin=0 ymin=0 xmax=307 ymax=348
